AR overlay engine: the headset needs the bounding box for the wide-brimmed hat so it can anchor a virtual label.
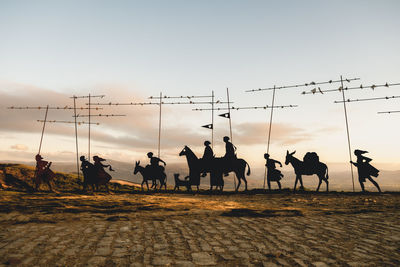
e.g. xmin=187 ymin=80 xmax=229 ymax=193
xmin=35 ymin=154 xmax=43 ymax=160
xmin=223 ymin=136 xmax=230 ymax=141
xmin=204 ymin=140 xmax=211 ymax=146
xmin=80 ymin=156 xmax=86 ymax=161
xmin=354 ymin=149 xmax=368 ymax=156
xmin=147 ymin=152 xmax=153 ymax=157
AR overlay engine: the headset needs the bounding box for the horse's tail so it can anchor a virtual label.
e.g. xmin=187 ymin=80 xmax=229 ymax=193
xmin=325 ymin=164 xmax=329 ymax=180
xmin=246 ymin=161 xmax=251 ymax=176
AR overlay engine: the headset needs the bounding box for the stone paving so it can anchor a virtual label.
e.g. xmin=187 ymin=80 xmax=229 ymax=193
xmin=0 ymin=192 xmax=399 ymax=266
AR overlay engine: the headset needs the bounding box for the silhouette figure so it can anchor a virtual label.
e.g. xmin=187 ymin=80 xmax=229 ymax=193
xmin=80 ymin=156 xmax=96 ymax=191
xmin=147 ymin=152 xmax=166 ymax=188
xmin=201 ymin=140 xmax=214 ymax=177
xmin=134 ymin=161 xmax=167 ymax=191
xmin=350 ymin=149 xmax=381 ymax=192
xmin=34 ymin=154 xmax=55 ymax=191
xmin=264 ymin=153 xmax=284 ymax=190
xmin=223 ymin=136 xmax=237 ymax=176
xmin=285 ymin=150 xmax=329 ymax=192
xmin=173 ymin=173 xmax=191 ymax=191
xmin=93 ymin=155 xmax=113 ymax=192
xmin=179 ymin=145 xmax=250 ymax=192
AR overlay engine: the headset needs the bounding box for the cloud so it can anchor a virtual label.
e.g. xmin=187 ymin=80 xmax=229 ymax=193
xmin=10 ymin=144 xmax=28 ymax=151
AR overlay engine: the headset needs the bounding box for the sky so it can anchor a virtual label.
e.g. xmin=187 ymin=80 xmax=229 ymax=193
xmin=1 ymin=0 xmax=400 ymax=179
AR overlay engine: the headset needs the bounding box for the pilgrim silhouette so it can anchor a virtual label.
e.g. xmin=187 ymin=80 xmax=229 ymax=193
xmin=223 ymin=136 xmax=237 ymax=176
xmin=264 ymin=153 xmax=284 ymax=190
xmin=34 ymin=154 xmax=56 ymax=191
xmin=80 ymin=156 xmax=96 ymax=191
xmin=350 ymin=149 xmax=381 ymax=192
xmin=285 ymin=150 xmax=329 ymax=192
xmin=92 ymin=155 xmax=113 ymax=192
xmin=201 ymin=140 xmax=214 ymax=177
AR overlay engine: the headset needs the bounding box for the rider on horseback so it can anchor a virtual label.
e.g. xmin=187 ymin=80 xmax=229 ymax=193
xmin=147 ymin=152 xmax=166 ymax=172
xmin=201 ymin=140 xmax=214 ymax=177
xmin=223 ymin=136 xmax=237 ymax=176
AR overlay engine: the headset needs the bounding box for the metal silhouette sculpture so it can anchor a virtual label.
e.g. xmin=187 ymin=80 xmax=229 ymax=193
xmin=201 ymin=140 xmax=214 ymax=177
xmin=173 ymin=173 xmax=191 ymax=191
xmin=264 ymin=153 xmax=284 ymax=190
xmin=147 ymin=152 xmax=166 ymax=188
xmin=133 ymin=161 xmax=167 ymax=191
xmin=92 ymin=155 xmax=113 ymax=192
xmin=179 ymin=145 xmax=250 ymax=192
xmin=34 ymin=154 xmax=56 ymax=191
xmin=350 ymin=149 xmax=381 ymax=192
xmin=80 ymin=156 xmax=97 ymax=191
xmin=285 ymin=150 xmax=329 ymax=192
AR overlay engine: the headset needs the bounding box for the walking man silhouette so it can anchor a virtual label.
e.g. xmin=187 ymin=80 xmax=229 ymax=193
xmin=350 ymin=149 xmax=381 ymax=192
xmin=264 ymin=153 xmax=284 ymax=190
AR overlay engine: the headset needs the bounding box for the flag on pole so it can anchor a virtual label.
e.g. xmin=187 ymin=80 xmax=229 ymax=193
xmin=218 ymin=112 xmax=230 ymax=118
xmin=202 ymin=124 xmax=213 ymax=129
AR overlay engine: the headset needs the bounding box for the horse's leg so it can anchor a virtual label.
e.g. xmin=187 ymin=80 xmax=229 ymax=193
xmin=267 ymin=178 xmax=271 ymax=191
xmin=277 ymin=181 xmax=281 ymax=190
xmin=325 ymin=178 xmax=329 ymax=192
xmin=235 ymin=178 xmax=241 ymax=192
xmin=299 ymin=175 xmax=304 ymax=190
xmin=293 ymin=176 xmax=298 ymax=192
xmin=316 ymin=177 xmax=322 ymax=192
xmin=141 ymin=180 xmax=145 ymax=191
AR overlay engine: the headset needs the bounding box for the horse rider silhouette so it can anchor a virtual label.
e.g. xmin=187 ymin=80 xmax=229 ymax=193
xmin=264 ymin=153 xmax=284 ymax=190
xmin=350 ymin=149 xmax=381 ymax=192
xmin=223 ymin=136 xmax=236 ymax=176
xmin=147 ymin=152 xmax=166 ymax=171
xmin=201 ymin=140 xmax=214 ymax=177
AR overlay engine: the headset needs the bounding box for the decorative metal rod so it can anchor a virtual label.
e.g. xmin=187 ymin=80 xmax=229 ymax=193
xmin=378 ymin=110 xmax=400 ymax=114
xmin=37 ymin=120 xmax=99 ymax=125
xmin=302 ymin=82 xmax=400 ymax=95
xmin=192 ymin=105 xmax=297 ymax=111
xmin=8 ymin=106 xmax=102 ymax=110
xmin=246 ymin=78 xmax=360 ymax=92
xmin=334 ymin=95 xmax=400 ymax=104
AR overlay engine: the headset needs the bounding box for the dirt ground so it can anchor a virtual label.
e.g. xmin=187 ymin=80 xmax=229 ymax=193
xmin=0 ymin=190 xmax=399 ymax=266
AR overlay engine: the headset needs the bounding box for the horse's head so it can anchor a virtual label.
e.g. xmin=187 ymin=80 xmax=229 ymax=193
xmin=285 ymin=150 xmax=296 ymax=165
xmin=179 ymin=146 xmax=187 ymax=156
xmin=133 ymin=160 xmax=141 ymax=174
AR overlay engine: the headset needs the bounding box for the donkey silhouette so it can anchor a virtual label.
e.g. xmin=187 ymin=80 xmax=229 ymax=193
xmin=133 ymin=161 xmax=167 ymax=191
xmin=285 ymin=150 xmax=329 ymax=192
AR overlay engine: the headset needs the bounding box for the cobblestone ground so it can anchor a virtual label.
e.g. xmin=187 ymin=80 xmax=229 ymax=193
xmin=0 ymin=191 xmax=399 ymax=266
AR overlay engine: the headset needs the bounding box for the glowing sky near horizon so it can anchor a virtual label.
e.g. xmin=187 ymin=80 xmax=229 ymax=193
xmin=1 ymin=0 xmax=400 ymax=172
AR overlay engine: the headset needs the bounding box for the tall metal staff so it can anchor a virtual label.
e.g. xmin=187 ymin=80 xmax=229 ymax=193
xmin=38 ymin=105 xmax=49 ymax=154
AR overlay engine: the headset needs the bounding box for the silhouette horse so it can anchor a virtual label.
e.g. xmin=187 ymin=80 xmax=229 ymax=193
xmin=285 ymin=150 xmax=329 ymax=192
xmin=133 ymin=161 xmax=167 ymax=191
xmin=179 ymin=146 xmax=251 ymax=192
xmin=178 ymin=146 xmax=207 ymax=191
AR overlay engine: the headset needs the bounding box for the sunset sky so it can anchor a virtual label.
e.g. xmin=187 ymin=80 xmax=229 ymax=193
xmin=1 ymin=0 xmax=400 ymax=179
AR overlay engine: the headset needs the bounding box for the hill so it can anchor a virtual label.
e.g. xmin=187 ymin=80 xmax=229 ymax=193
xmin=0 ymin=163 xmax=140 ymax=192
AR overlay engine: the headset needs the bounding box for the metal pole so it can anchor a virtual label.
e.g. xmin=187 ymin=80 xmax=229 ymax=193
xmin=340 ymin=76 xmax=355 ymax=192
xmin=264 ymin=85 xmax=276 ymax=189
xmin=158 ymin=92 xmax=162 ymax=158
xmin=73 ymin=96 xmax=80 ymax=180
xmin=226 ymin=88 xmax=236 ymax=189
xmin=88 ymin=93 xmax=91 ymax=161
xmin=38 ymin=105 xmax=49 ymax=154
xmin=211 ymin=90 xmax=214 ymax=149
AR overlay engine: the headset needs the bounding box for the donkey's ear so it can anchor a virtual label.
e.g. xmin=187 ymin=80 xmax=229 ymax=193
xmin=138 ymin=160 xmax=140 ymax=165
xmin=291 ymin=151 xmax=296 ymax=155
xmin=286 ymin=150 xmax=289 ymax=155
